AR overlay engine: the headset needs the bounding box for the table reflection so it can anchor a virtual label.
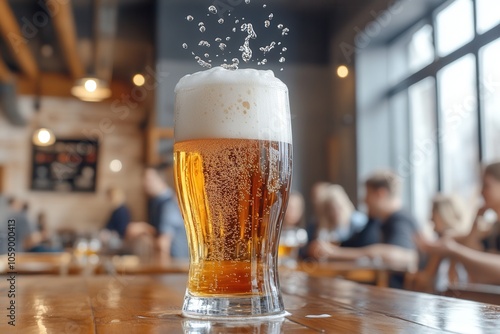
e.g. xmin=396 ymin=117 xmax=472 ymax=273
xmin=182 ymin=317 xmax=285 ymax=334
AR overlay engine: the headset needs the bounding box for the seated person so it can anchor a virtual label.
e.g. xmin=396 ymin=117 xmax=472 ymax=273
xmin=308 ymin=170 xmax=419 ymax=288
xmin=317 ymin=184 xmax=368 ymax=243
xmin=104 ymin=187 xmax=131 ymax=239
xmin=280 ymin=191 xmax=307 ymax=263
xmin=0 ymin=196 xmax=40 ymax=253
xmin=411 ymin=194 xmax=472 ymax=293
xmin=417 ymin=237 xmax=500 ymax=285
xmin=417 ymin=162 xmax=500 ymax=285
xmin=126 ymin=164 xmax=189 ymax=259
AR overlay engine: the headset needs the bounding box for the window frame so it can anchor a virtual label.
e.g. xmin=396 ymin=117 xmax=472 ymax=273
xmin=385 ymin=0 xmax=500 ymax=196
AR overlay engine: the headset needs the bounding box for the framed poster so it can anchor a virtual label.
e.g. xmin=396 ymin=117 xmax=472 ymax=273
xmin=31 ymin=139 xmax=99 ymax=192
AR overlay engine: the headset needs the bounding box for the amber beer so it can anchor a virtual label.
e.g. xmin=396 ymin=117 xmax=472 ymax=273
xmin=174 ymin=67 xmax=292 ymax=319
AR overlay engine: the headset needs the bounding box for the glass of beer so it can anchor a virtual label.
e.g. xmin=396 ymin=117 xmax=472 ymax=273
xmin=174 ymin=67 xmax=292 ymax=319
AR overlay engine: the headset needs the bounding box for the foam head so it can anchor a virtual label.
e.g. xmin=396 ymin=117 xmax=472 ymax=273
xmin=174 ymin=67 xmax=291 ymax=144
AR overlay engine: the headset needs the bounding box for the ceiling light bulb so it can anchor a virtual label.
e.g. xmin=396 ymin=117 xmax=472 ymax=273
xmin=109 ymin=159 xmax=123 ymax=173
xmin=337 ymin=65 xmax=349 ymax=78
xmin=33 ymin=128 xmax=56 ymax=146
xmin=133 ymin=74 xmax=145 ymax=86
xmin=84 ymin=79 xmax=97 ymax=92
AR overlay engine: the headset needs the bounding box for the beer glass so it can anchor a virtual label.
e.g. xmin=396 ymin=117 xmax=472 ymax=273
xmin=173 ymin=68 xmax=292 ymax=319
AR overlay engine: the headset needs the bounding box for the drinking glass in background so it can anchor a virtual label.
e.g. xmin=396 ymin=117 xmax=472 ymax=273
xmin=174 ymin=68 xmax=292 ymax=319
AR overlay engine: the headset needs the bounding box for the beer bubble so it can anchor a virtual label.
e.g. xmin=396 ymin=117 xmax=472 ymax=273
xmin=208 ymin=5 xmax=217 ymax=14
xmin=259 ymin=41 xmax=275 ymax=54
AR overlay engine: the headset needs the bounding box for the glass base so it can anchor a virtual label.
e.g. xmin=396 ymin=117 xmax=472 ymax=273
xmin=181 ymin=291 xmax=286 ymax=320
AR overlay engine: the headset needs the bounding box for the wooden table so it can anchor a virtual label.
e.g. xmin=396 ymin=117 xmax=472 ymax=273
xmin=1 ymin=273 xmax=499 ymax=333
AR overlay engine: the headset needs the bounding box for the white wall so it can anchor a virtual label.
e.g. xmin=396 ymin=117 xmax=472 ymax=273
xmin=0 ymin=96 xmax=147 ymax=232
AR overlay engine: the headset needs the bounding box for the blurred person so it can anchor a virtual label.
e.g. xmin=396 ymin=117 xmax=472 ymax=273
xmin=411 ymin=194 xmax=471 ymax=293
xmin=104 ymin=187 xmax=131 ymax=239
xmin=0 ymin=196 xmax=40 ymax=253
xmin=315 ymin=185 xmax=368 ymax=243
xmin=126 ymin=164 xmax=189 ymax=259
xmin=416 ymin=237 xmax=500 ymax=285
xmin=417 ymin=162 xmax=500 ymax=285
xmin=280 ymin=192 xmax=307 ymax=265
xmin=309 ymin=170 xmax=419 ymax=288
xmin=283 ymin=191 xmax=305 ymax=228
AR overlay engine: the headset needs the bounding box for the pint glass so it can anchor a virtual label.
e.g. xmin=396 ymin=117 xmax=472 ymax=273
xmin=173 ymin=68 xmax=292 ymax=319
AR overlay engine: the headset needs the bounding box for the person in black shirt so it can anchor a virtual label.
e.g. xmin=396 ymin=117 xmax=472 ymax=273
xmin=104 ymin=187 xmax=131 ymax=239
xmin=309 ymin=170 xmax=419 ymax=288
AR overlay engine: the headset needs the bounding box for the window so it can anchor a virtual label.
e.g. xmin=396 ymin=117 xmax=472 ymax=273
xmin=409 ymin=78 xmax=438 ymax=225
xmin=438 ymin=55 xmax=479 ymax=201
xmin=480 ymin=38 xmax=500 ymax=162
xmin=436 ymin=0 xmax=474 ymax=56
xmin=476 ymin=0 xmax=500 ymax=34
xmin=357 ymin=0 xmax=500 ymax=225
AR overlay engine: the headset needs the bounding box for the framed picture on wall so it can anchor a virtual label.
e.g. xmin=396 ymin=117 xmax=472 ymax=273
xmin=31 ymin=139 xmax=99 ymax=192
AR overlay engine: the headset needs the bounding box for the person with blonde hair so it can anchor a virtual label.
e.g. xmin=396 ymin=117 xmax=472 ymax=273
xmin=316 ymin=184 xmax=367 ymax=243
xmin=411 ymin=194 xmax=472 ymax=292
xmin=309 ymin=170 xmax=419 ymax=288
xmin=417 ymin=162 xmax=500 ymax=285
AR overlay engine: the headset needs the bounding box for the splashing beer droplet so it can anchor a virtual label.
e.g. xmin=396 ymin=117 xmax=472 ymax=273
xmin=208 ymin=5 xmax=217 ymax=14
xmin=279 ymin=57 xmax=285 ymax=63
xmin=218 ymin=18 xmax=224 ymax=24
xmin=245 ymin=0 xmax=250 ymax=4
xmin=186 ymin=15 xmax=194 ymax=21
xmin=215 ymin=37 xmax=222 ymax=42
xmin=182 ymin=43 xmax=188 ymax=49
xmin=226 ymin=37 xmax=231 ymax=41
xmin=277 ymin=24 xmax=283 ymax=29
xmin=282 ymin=47 xmax=287 ymax=52
xmin=264 ymin=20 xmax=270 ymax=28
xmin=282 ymin=28 xmax=289 ymax=36
xmin=269 ymin=13 xmax=274 ymax=20
xmin=199 ymin=40 xmax=211 ymax=47
xmin=259 ymin=41 xmax=275 ymax=55
xmin=204 ymin=53 xmax=210 ymax=58
xmin=219 ymin=43 xmax=227 ymax=51
xmin=195 ymin=56 xmax=212 ymax=68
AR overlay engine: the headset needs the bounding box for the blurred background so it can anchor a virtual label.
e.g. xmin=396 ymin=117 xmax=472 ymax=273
xmin=0 ymin=0 xmax=499 ymax=257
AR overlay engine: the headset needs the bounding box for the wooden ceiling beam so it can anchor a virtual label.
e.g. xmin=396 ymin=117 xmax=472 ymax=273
xmin=0 ymin=0 xmax=38 ymax=78
xmin=46 ymin=0 xmax=85 ymax=79
xmin=0 ymin=53 xmax=13 ymax=82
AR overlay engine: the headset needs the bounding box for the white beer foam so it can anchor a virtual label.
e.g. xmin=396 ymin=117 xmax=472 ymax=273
xmin=174 ymin=67 xmax=292 ymax=144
